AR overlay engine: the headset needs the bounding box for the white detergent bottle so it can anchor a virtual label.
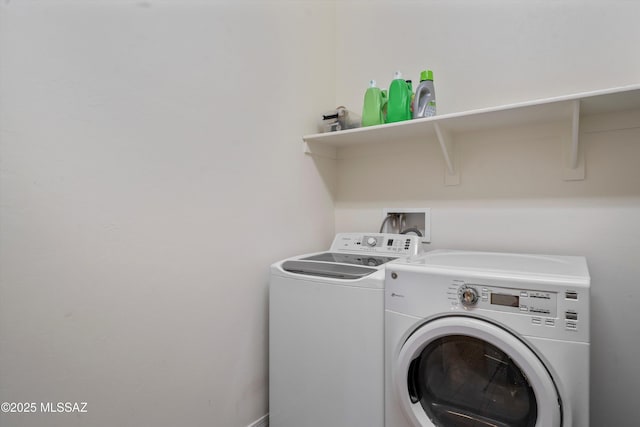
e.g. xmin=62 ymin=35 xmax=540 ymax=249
xmin=413 ymin=70 xmax=436 ymax=118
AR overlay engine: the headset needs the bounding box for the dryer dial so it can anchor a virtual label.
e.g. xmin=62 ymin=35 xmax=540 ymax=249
xmin=459 ymin=285 xmax=479 ymax=307
xmin=366 ymin=237 xmax=377 ymax=247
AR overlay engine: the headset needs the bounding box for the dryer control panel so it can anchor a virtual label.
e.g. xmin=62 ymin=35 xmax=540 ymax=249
xmin=451 ymin=281 xmax=558 ymax=318
xmin=447 ymin=280 xmax=587 ymax=334
xmin=386 ymin=250 xmax=590 ymax=341
xmin=331 ymin=233 xmax=421 ymax=256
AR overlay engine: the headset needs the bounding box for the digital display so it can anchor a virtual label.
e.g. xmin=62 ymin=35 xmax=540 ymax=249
xmin=387 ymin=239 xmax=394 ymax=246
xmin=491 ymin=293 xmax=519 ymax=307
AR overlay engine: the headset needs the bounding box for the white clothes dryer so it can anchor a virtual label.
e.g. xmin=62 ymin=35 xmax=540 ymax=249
xmin=385 ymin=250 xmax=590 ymax=427
xmin=269 ymin=233 xmax=421 ymax=427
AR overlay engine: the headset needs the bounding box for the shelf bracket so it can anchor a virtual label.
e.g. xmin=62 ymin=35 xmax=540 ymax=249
xmin=303 ymin=140 xmax=337 ymax=160
xmin=563 ymin=100 xmax=585 ymax=180
xmin=434 ymin=122 xmax=460 ymax=185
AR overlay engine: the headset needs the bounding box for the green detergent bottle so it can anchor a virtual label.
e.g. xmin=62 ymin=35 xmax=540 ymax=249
xmin=386 ymin=71 xmax=411 ymax=123
xmin=361 ymin=80 xmax=387 ymax=127
xmin=406 ymin=79 xmax=414 ymax=115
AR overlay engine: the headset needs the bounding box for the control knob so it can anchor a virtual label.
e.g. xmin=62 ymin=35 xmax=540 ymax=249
xmin=366 ymin=237 xmax=377 ymax=247
xmin=459 ymin=285 xmax=479 ymax=307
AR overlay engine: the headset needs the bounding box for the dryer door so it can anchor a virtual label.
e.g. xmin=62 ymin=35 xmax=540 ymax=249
xmin=395 ymin=316 xmax=561 ymax=427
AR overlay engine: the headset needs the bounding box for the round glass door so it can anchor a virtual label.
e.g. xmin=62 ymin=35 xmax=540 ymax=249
xmin=409 ymin=335 xmax=536 ymax=426
xmin=395 ymin=316 xmax=561 ymax=427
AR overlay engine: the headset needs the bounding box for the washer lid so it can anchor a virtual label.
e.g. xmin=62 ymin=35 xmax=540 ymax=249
xmin=401 ymin=250 xmax=589 ymax=283
xmin=281 ymin=260 xmax=377 ymax=280
xmin=302 ymin=252 xmax=396 ymax=266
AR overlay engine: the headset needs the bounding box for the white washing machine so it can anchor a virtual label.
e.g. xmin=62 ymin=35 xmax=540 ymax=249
xmin=385 ymin=250 xmax=590 ymax=427
xmin=269 ymin=233 xmax=422 ymax=427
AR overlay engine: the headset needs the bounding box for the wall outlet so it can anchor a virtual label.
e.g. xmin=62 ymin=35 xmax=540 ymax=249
xmin=381 ymin=208 xmax=431 ymax=243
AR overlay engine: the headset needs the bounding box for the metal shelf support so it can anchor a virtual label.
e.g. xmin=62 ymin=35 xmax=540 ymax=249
xmin=563 ymin=100 xmax=585 ymax=180
xmin=434 ymin=122 xmax=460 ymax=185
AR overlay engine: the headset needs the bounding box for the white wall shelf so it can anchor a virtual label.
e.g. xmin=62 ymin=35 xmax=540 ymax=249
xmin=303 ymin=85 xmax=640 ymax=185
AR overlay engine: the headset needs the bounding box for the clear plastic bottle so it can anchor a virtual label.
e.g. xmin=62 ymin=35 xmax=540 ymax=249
xmin=413 ymin=70 xmax=436 ymax=118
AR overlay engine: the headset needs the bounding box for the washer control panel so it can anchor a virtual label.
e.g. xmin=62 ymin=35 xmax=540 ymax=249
xmin=331 ymin=233 xmax=421 ymax=256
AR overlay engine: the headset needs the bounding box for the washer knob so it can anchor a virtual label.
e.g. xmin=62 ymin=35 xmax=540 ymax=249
xmin=459 ymin=285 xmax=479 ymax=307
xmin=366 ymin=237 xmax=377 ymax=247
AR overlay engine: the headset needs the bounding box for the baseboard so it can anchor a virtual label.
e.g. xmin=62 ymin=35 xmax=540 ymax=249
xmin=246 ymin=414 xmax=268 ymax=427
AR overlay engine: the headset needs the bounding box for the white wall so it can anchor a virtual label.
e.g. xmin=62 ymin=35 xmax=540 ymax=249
xmin=0 ymin=2 xmax=336 ymax=426
xmin=333 ymin=1 xmax=640 ymax=425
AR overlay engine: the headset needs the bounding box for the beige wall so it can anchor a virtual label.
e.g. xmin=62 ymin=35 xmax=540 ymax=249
xmin=0 ymin=2 xmax=335 ymax=426
xmin=2 ymin=1 xmax=640 ymax=426
xmin=333 ymin=1 xmax=640 ymax=425
xmin=335 ymin=0 xmax=640 ymax=114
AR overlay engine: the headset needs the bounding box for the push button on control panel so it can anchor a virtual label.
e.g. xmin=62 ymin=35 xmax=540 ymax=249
xmin=564 ymin=310 xmax=579 ymax=331
xmin=529 ymin=308 xmax=551 ymax=315
xmin=565 ymin=291 xmax=578 ymax=300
